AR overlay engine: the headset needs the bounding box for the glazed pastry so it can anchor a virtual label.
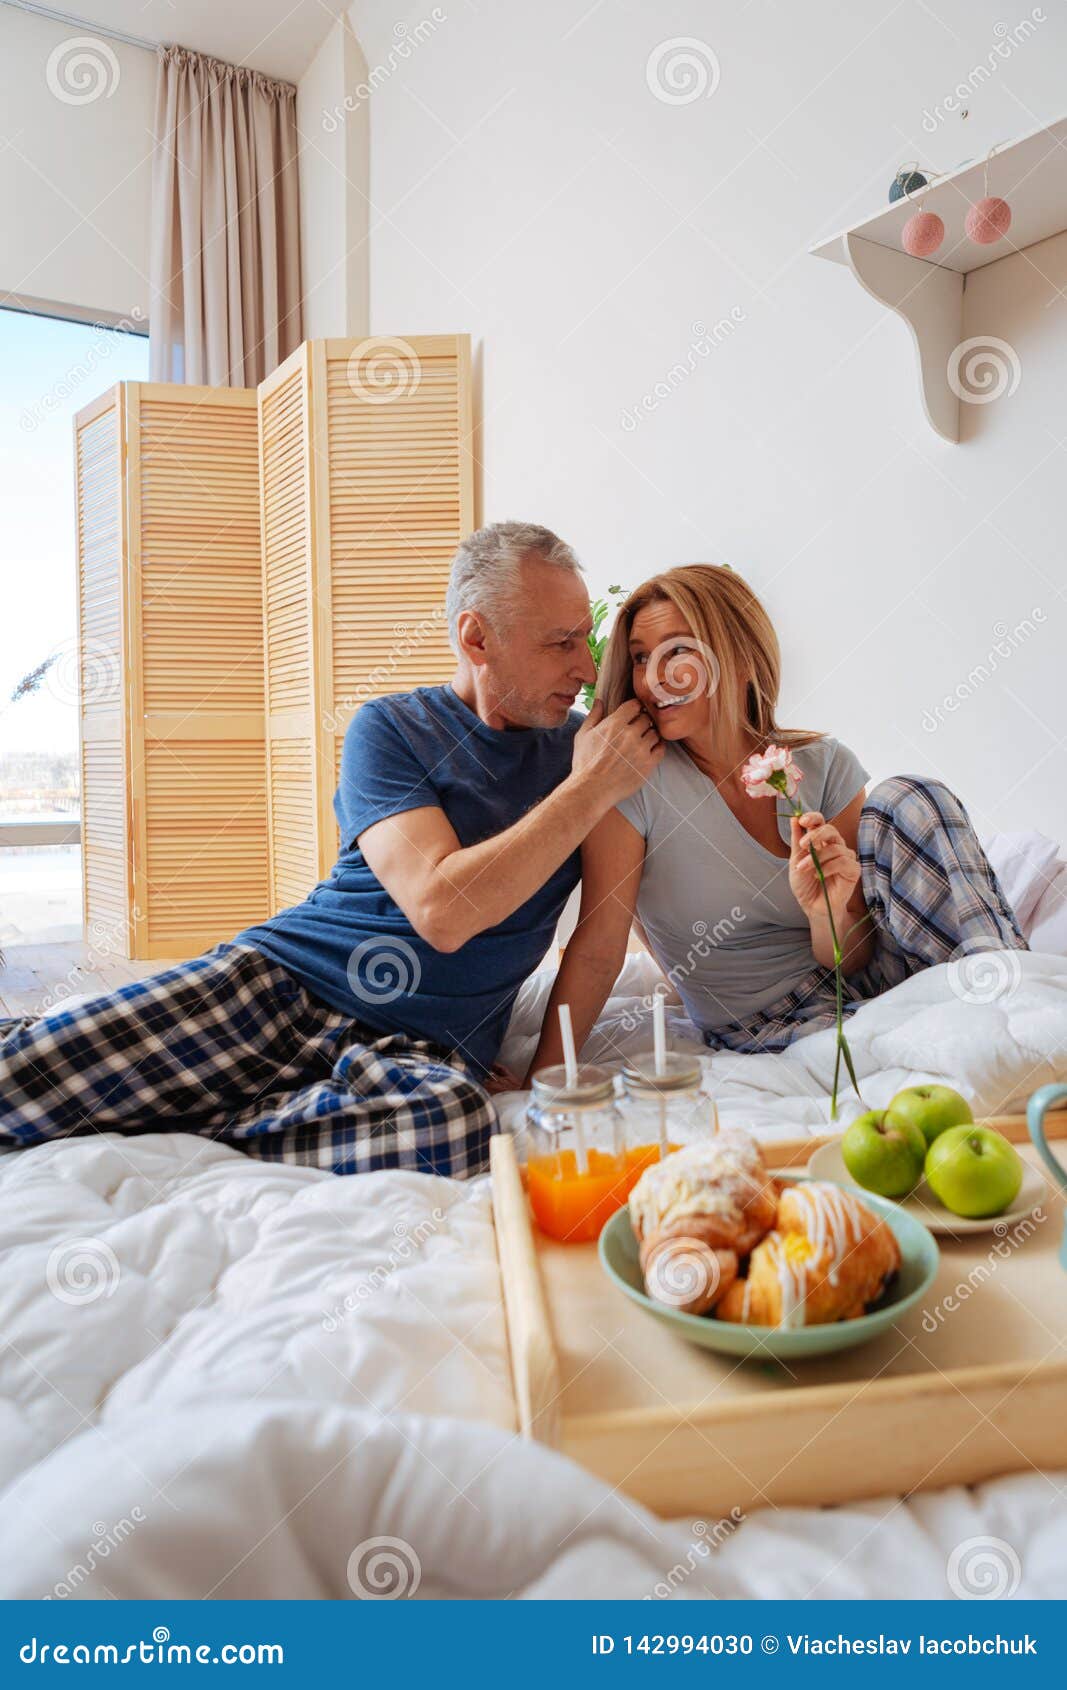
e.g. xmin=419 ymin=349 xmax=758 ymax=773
xmin=629 ymin=1131 xmax=779 ymax=1315
xmin=716 ymin=1181 xmax=901 ymax=1329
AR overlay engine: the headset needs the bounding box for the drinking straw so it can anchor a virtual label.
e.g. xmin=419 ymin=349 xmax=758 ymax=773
xmin=559 ymin=1003 xmax=578 ymax=1086
xmin=558 ymin=1004 xmax=588 ymax=1174
xmin=653 ymin=990 xmax=669 ymax=1158
xmin=653 ymin=989 xmax=666 ymax=1077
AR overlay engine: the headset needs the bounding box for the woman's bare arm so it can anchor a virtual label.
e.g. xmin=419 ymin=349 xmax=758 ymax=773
xmin=521 ymin=809 xmax=645 ymax=1085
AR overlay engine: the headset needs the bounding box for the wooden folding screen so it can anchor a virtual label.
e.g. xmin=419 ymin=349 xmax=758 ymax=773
xmin=258 ymin=335 xmax=472 ymax=912
xmin=74 ymin=383 xmax=268 ymax=959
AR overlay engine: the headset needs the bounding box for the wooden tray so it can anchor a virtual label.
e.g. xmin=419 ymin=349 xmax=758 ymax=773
xmin=490 ymin=1126 xmax=1067 ymax=1518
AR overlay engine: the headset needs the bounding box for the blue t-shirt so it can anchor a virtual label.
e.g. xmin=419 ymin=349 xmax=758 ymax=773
xmin=238 ymin=686 xmax=582 ymax=1077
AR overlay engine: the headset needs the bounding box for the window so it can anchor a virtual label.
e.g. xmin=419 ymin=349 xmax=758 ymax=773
xmin=0 ymin=306 xmax=148 ymax=946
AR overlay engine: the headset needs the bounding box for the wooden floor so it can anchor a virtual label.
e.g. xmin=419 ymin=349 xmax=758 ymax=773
xmin=0 ymin=941 xmax=181 ymax=1020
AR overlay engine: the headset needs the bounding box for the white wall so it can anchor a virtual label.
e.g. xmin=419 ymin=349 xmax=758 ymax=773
xmin=0 ymin=9 xmax=155 ymax=322
xmin=297 ymin=16 xmax=371 ymax=338
xmin=347 ymin=0 xmax=1067 ymax=841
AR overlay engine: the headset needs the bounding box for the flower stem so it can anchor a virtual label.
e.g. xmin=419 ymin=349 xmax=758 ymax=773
xmin=789 ymin=797 xmax=865 ymax=1120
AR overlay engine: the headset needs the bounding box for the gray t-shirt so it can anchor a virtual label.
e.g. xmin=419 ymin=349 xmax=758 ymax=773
xmin=615 ymin=737 xmax=869 ymax=1031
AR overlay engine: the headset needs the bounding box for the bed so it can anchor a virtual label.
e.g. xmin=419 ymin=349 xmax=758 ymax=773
xmin=1 ymin=832 xmax=1066 ymax=1599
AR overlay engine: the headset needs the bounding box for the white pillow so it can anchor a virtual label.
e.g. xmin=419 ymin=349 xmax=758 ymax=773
xmin=982 ymin=830 xmax=1064 ymax=935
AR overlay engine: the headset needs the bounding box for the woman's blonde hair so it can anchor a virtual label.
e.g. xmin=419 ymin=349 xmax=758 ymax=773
xmin=597 ymin=563 xmax=822 ymax=750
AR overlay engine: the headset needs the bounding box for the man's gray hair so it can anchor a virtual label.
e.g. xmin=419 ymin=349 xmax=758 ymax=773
xmin=445 ymin=520 xmax=582 ymax=646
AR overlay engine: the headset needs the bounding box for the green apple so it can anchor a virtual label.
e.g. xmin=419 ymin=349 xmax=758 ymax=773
xmin=841 ymin=1109 xmax=926 ymax=1199
xmin=924 ymin=1125 xmax=1024 ymax=1218
xmin=885 ymin=1083 xmax=973 ymax=1148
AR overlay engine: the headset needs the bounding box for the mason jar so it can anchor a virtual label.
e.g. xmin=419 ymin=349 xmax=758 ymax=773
xmin=620 ymin=1052 xmax=719 ymax=1171
xmin=525 ymin=1064 xmax=626 ymax=1243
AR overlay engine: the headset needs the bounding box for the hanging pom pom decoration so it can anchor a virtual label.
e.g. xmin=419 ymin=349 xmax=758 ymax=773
xmin=965 ymin=195 xmax=1012 ymax=245
xmin=902 ymin=210 xmax=945 ymax=258
xmin=889 ymin=166 xmax=928 ymax=203
xmin=965 ymin=148 xmax=1012 ymax=247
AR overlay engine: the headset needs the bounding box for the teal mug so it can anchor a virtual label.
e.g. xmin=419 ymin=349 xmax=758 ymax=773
xmin=1027 ymin=1083 xmax=1067 ymax=1269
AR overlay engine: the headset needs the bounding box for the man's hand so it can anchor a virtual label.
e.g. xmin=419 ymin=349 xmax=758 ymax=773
xmin=572 ymin=699 xmax=664 ymax=801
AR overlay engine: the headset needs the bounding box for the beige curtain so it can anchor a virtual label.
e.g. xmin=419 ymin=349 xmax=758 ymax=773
xmin=150 ymin=46 xmax=302 ymax=387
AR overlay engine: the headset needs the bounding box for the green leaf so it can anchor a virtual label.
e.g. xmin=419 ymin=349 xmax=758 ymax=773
xmin=584 ymin=585 xmax=629 ymax=684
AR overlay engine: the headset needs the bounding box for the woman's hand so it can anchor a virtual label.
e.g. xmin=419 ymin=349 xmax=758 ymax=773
xmin=485 ymin=1063 xmax=522 ymax=1095
xmin=523 ymin=810 xmax=644 ymax=1086
xmin=788 ymin=811 xmax=860 ymax=919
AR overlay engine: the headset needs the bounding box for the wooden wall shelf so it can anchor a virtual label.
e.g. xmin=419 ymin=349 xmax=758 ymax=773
xmin=810 ymin=113 xmax=1067 ymax=442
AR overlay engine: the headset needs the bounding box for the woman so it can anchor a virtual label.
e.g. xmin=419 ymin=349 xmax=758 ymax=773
xmin=523 ymin=564 xmax=1025 ymax=1079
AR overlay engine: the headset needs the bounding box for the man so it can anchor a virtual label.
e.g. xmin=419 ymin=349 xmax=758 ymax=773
xmin=0 ymin=522 xmax=662 ymax=1177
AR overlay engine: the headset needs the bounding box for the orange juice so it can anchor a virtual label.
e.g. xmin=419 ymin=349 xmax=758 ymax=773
xmin=527 ymin=1143 xmax=676 ymax=1243
xmin=623 ymin=1141 xmax=678 ymax=1183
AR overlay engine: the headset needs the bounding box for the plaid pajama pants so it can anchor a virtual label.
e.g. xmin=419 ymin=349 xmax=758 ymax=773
xmin=703 ymin=775 xmax=1028 ymax=1055
xmin=0 ymin=942 xmax=496 ymax=1178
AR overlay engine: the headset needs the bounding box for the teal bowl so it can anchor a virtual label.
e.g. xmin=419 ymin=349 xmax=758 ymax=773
xmin=598 ymin=1173 xmax=940 ymax=1361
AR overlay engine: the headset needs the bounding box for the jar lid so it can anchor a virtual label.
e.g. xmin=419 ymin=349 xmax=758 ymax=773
xmin=530 ymin=1063 xmax=616 ymax=1108
xmin=621 ymin=1052 xmax=704 ymax=1095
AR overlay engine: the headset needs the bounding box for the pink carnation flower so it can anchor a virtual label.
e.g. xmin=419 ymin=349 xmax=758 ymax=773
xmin=741 ymin=743 xmax=802 ymax=800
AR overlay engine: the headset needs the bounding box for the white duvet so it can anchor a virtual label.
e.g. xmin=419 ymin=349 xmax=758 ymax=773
xmin=498 ymin=949 xmax=1067 ymax=1139
xmin=2 ymin=948 xmax=1067 ymax=1599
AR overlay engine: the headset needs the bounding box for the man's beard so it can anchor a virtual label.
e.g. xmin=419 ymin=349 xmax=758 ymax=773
xmin=487 ymin=673 xmax=573 ymax=730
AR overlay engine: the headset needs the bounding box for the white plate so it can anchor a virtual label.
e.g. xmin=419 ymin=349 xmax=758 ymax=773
xmin=805 ymin=1138 xmax=1048 ymax=1235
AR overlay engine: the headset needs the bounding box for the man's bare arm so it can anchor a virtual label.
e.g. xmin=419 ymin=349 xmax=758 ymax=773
xmin=358 ymin=700 xmax=663 ymax=952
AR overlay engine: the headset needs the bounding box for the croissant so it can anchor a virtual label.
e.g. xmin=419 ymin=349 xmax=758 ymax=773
xmin=629 ymin=1131 xmax=779 ymax=1315
xmin=716 ymin=1181 xmax=901 ymax=1328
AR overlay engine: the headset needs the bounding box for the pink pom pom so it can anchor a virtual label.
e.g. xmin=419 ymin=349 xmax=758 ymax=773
xmin=902 ymin=210 xmax=945 ymax=258
xmin=965 ymin=195 xmax=1012 ymax=245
